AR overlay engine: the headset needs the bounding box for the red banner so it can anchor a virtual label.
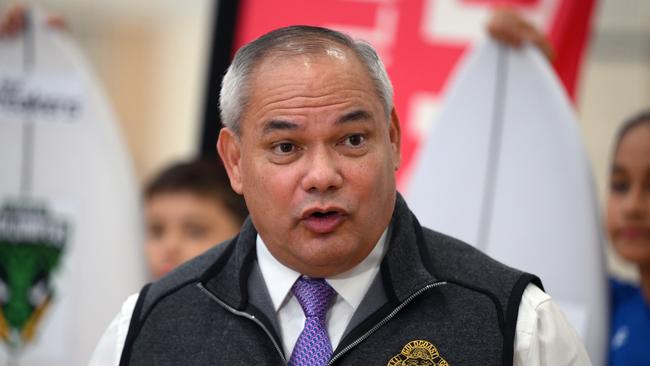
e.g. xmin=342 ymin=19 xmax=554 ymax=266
xmin=233 ymin=0 xmax=596 ymax=187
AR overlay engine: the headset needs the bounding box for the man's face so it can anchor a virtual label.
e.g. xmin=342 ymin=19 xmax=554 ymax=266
xmin=218 ymin=47 xmax=400 ymax=277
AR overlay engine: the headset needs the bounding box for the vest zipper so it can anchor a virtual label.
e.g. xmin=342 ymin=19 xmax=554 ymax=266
xmin=328 ymin=280 xmax=447 ymax=365
xmin=196 ymin=282 xmax=287 ymax=364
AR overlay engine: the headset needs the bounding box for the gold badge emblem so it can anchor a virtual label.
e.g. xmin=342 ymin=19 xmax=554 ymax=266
xmin=387 ymin=340 xmax=449 ymax=366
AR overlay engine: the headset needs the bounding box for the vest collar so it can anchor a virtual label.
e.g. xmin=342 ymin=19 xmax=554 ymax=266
xmin=380 ymin=193 xmax=440 ymax=304
xmin=199 ymin=214 xmax=258 ymax=310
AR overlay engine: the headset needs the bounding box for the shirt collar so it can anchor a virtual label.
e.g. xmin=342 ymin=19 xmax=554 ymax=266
xmin=256 ymin=228 xmax=389 ymax=312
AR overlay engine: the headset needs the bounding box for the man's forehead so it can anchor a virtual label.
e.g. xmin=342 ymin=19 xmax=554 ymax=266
xmin=245 ymin=48 xmax=374 ymax=102
xmin=246 ymin=49 xmax=375 ymax=105
xmin=253 ymin=44 xmax=358 ymax=74
xmin=263 ymin=36 xmax=350 ymax=59
xmin=234 ymin=44 xmax=384 ymax=135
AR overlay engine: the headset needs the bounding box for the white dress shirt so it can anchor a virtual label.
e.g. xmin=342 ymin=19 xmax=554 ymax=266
xmin=258 ymin=230 xmax=389 ymax=355
xmin=89 ymin=231 xmax=590 ymax=365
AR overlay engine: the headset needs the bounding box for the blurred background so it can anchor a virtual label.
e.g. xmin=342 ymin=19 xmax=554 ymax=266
xmin=20 ymin=0 xmax=646 ymax=274
xmin=26 ymin=0 xmax=215 ymax=182
xmin=0 ymin=0 xmax=648 ymax=364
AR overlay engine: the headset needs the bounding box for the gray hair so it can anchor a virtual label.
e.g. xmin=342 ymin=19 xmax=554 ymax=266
xmin=219 ymin=25 xmax=394 ymax=134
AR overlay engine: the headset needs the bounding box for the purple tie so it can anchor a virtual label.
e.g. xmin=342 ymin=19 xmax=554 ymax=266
xmin=288 ymin=277 xmax=336 ymax=366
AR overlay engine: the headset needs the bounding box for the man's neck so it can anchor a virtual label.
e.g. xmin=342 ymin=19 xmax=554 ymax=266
xmin=255 ymin=227 xmax=390 ymax=312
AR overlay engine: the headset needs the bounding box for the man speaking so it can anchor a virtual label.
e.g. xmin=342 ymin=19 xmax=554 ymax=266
xmin=91 ymin=26 xmax=589 ymax=365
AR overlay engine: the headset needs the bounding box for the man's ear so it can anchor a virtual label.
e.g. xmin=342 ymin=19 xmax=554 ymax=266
xmin=389 ymin=108 xmax=402 ymax=170
xmin=217 ymin=128 xmax=244 ymax=194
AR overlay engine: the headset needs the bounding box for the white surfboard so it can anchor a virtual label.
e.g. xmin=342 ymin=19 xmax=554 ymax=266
xmin=406 ymin=39 xmax=608 ymax=365
xmin=0 ymin=9 xmax=146 ymax=366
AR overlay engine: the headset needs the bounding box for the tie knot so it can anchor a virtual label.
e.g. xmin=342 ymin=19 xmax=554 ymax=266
xmin=292 ymin=277 xmax=335 ymax=318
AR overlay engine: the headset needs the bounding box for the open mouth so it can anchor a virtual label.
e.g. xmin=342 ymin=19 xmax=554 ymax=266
xmin=302 ymin=209 xmax=346 ymax=234
xmin=311 ymin=211 xmax=338 ymax=218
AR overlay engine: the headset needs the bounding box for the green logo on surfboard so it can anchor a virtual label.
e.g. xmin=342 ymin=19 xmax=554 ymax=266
xmin=0 ymin=199 xmax=67 ymax=351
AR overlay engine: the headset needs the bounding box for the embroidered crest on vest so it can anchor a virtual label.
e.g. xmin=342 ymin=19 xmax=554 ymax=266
xmin=387 ymin=340 xmax=449 ymax=366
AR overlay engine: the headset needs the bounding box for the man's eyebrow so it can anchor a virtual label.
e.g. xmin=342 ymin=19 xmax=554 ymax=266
xmin=337 ymin=110 xmax=372 ymax=124
xmin=262 ymin=119 xmax=299 ymax=134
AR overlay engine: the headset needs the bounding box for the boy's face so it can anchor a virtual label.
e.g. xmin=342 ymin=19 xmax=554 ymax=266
xmin=144 ymin=191 xmax=241 ymax=278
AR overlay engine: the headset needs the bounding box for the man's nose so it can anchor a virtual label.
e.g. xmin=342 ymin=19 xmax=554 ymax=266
xmin=301 ymin=146 xmax=343 ymax=193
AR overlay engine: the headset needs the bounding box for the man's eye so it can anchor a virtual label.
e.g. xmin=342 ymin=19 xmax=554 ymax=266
xmin=344 ymin=134 xmax=366 ymax=147
xmin=273 ymin=142 xmax=296 ymax=154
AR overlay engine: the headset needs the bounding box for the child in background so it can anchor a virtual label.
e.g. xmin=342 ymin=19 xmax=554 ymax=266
xmin=606 ymin=111 xmax=650 ymax=366
xmin=143 ymin=159 xmax=248 ymax=278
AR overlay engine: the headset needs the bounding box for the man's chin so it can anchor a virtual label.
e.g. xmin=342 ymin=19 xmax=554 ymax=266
xmin=288 ymin=246 xmax=366 ymax=277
